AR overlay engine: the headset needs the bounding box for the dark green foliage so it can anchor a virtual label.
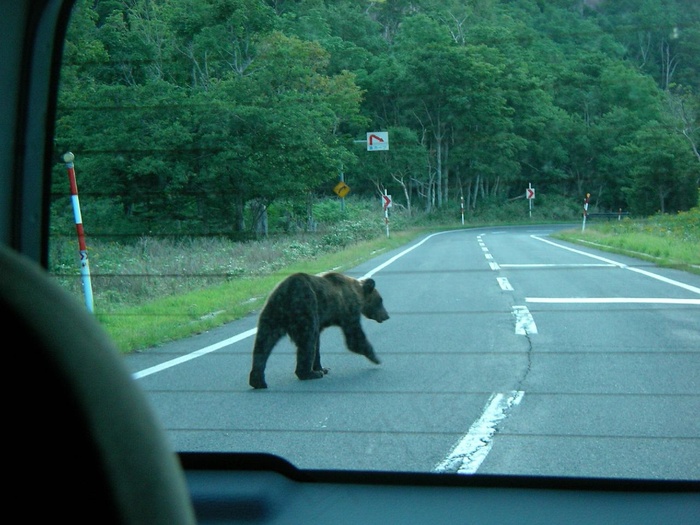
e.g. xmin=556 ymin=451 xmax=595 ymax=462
xmin=52 ymin=0 xmax=700 ymax=244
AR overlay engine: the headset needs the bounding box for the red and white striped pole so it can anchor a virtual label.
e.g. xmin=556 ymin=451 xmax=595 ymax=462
xmin=63 ymin=152 xmax=94 ymax=313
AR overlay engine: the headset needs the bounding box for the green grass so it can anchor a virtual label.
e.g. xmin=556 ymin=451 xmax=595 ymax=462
xmin=95 ymin=230 xmax=423 ymax=352
xmin=552 ymin=207 xmax=700 ymax=274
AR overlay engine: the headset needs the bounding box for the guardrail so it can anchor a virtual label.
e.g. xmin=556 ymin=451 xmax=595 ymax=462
xmin=586 ymin=212 xmax=629 ymax=221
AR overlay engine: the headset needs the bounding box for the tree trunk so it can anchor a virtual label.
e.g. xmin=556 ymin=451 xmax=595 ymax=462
xmin=251 ymin=200 xmax=268 ymax=237
xmin=233 ymin=194 xmax=245 ymax=232
xmin=392 ymin=173 xmax=412 ymax=217
xmin=306 ymin=192 xmax=316 ymax=232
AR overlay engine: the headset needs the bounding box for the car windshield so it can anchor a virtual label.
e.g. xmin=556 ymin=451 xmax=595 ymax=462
xmin=51 ymin=0 xmax=699 ymax=480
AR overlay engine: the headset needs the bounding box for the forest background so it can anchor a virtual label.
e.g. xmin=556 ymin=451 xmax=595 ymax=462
xmin=53 ymin=0 xmax=699 ymax=236
xmin=49 ymin=0 xmax=700 ymax=347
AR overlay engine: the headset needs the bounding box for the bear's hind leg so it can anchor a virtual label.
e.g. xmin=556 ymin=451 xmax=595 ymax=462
xmin=249 ymin=324 xmax=285 ymax=389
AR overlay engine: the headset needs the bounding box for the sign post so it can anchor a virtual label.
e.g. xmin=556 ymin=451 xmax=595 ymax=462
xmin=63 ymin=152 xmax=94 ymax=313
xmin=526 ymin=183 xmax=535 ymax=218
xmin=382 ymin=191 xmax=392 ymax=237
xmin=582 ymin=193 xmax=590 ymax=231
xmin=333 ymin=171 xmax=350 ymax=212
xmin=460 ymin=195 xmax=465 ymax=225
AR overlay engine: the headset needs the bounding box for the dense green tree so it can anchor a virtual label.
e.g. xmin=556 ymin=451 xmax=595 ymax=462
xmin=53 ymin=0 xmax=699 ymax=241
xmin=617 ymin=121 xmax=699 ymax=214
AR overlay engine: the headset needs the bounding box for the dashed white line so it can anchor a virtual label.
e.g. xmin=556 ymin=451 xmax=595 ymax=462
xmin=434 ymin=391 xmax=525 ymax=474
xmin=512 ymin=305 xmax=538 ymax=335
xmin=497 ymin=277 xmax=514 ymax=291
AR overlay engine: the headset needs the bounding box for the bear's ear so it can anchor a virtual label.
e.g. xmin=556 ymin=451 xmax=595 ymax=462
xmin=361 ymin=278 xmax=376 ymax=294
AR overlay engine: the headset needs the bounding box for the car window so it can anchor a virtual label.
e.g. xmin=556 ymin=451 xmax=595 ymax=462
xmin=51 ymin=0 xmax=699 ymax=480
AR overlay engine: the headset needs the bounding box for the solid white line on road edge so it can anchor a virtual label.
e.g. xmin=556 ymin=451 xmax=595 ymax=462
xmin=361 ymin=230 xmax=455 ymax=279
xmin=434 ymin=391 xmax=525 ymax=474
xmin=531 ymin=235 xmax=700 ymax=295
xmin=512 ymin=305 xmax=538 ymax=335
xmin=626 ymin=266 xmax=700 ymax=294
xmin=135 ymin=230 xmax=461 ymax=378
xmin=526 ymin=297 xmax=700 ymax=305
xmin=497 ymin=277 xmax=514 ymax=291
xmin=133 ymin=328 xmax=257 ymax=379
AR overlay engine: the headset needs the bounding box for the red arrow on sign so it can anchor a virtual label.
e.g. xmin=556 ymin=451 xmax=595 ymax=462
xmin=369 ymin=134 xmax=385 ymax=145
xmin=526 ymin=188 xmax=535 ymax=199
xmin=382 ymin=194 xmax=392 ymax=209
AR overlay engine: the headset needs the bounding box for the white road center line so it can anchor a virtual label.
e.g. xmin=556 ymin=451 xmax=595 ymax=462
xmin=434 ymin=391 xmax=525 ymax=474
xmin=512 ymin=305 xmax=538 ymax=335
xmin=497 ymin=277 xmax=514 ymax=291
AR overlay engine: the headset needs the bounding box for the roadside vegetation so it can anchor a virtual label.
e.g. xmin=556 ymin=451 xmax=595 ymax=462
xmin=553 ymin=203 xmax=700 ymax=273
xmin=50 ymin=196 xmax=699 ymax=353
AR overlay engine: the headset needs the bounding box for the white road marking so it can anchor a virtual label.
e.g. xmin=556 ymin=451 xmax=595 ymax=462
xmin=531 ymin=235 xmax=700 ymax=295
xmin=133 ymin=328 xmax=257 ymax=379
xmin=134 ymin=230 xmax=458 ymax=378
xmin=134 ymin=230 xmax=698 ymax=380
xmin=526 ymin=297 xmax=700 ymax=305
xmin=362 ymin=230 xmax=455 ymax=279
xmin=484 ymin=253 xmax=494 ymax=260
xmin=434 ymin=391 xmax=525 ymax=474
xmin=500 ymin=263 xmax=613 ymax=268
xmin=512 ymin=305 xmax=538 ymax=335
xmin=497 ymin=277 xmax=514 ymax=291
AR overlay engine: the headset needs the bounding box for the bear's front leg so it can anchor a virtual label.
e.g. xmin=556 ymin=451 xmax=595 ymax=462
xmin=249 ymin=370 xmax=267 ymax=389
xmin=342 ymin=323 xmax=381 ymax=364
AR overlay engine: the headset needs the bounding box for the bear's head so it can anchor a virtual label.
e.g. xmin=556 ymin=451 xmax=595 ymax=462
xmin=360 ymin=278 xmax=389 ymax=323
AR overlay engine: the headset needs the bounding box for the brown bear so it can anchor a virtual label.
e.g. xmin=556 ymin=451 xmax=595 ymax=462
xmin=249 ymin=272 xmax=389 ymax=389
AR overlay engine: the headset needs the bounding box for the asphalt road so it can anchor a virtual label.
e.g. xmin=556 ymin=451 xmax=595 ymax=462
xmin=124 ymin=224 xmax=700 ymax=480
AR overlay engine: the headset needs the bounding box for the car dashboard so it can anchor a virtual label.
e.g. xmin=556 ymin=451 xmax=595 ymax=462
xmin=181 ymin=452 xmax=699 ymax=524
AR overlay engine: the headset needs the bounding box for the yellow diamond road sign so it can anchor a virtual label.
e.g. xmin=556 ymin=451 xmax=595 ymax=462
xmin=333 ymin=181 xmax=350 ymax=198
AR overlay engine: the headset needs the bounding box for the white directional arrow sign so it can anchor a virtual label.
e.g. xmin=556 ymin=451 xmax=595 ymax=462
xmin=367 ymin=131 xmax=389 ymax=151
